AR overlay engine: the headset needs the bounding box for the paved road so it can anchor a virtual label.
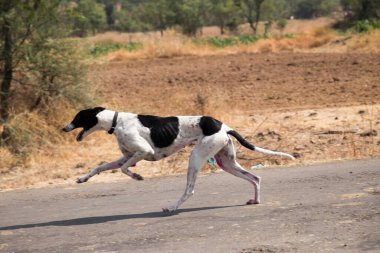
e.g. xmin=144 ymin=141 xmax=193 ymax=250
xmin=1 ymin=159 xmax=379 ymax=253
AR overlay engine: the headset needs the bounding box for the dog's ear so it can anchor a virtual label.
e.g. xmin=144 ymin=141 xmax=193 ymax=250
xmin=93 ymin=107 xmax=106 ymax=114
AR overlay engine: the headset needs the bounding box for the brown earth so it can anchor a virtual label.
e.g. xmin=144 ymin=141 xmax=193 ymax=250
xmin=89 ymin=52 xmax=380 ymax=169
xmin=92 ymin=53 xmax=380 ymax=115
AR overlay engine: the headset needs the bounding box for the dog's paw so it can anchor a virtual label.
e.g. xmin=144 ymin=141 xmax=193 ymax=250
xmin=132 ymin=173 xmax=144 ymax=181
xmin=76 ymin=177 xmax=88 ymax=184
xmin=162 ymin=206 xmax=177 ymax=215
xmin=246 ymin=199 xmax=260 ymax=205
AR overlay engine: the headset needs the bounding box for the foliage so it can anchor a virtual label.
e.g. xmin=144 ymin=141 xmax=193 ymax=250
xmin=336 ymin=0 xmax=380 ymax=30
xmin=68 ymin=0 xmax=107 ymax=37
xmin=89 ymin=42 xmax=143 ymax=56
xmin=86 ymin=0 xmax=378 ymax=36
xmin=112 ymin=8 xmax=153 ymax=32
xmin=235 ymin=0 xmax=266 ymax=34
xmin=276 ymin=19 xmax=288 ymax=31
xmin=176 ymin=0 xmax=210 ymax=36
xmin=193 ymin=35 xmax=262 ymax=47
xmin=137 ymin=0 xmax=175 ymax=36
xmin=342 ymin=0 xmax=380 ymax=20
xmin=210 ymin=0 xmax=240 ymax=34
xmin=0 ymin=1 xmax=96 ymax=151
xmin=294 ymin=0 xmax=319 ymax=19
xmin=354 ymin=19 xmax=380 ymax=32
xmin=24 ymin=39 xmax=95 ymax=110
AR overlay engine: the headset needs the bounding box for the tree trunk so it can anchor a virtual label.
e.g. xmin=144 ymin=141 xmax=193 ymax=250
xmin=0 ymin=17 xmax=13 ymax=123
xmin=253 ymin=0 xmax=263 ymax=35
xmin=248 ymin=19 xmax=256 ymax=34
xmin=0 ymin=13 xmax=13 ymax=142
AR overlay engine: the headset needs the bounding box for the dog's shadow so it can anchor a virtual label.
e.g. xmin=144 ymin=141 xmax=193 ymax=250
xmin=0 ymin=204 xmax=244 ymax=231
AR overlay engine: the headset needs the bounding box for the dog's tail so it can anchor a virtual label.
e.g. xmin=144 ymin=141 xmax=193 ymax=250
xmin=227 ymin=130 xmax=295 ymax=160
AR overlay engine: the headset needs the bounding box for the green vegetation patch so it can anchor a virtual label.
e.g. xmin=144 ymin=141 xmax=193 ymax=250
xmin=90 ymin=42 xmax=142 ymax=56
xmin=354 ymin=19 xmax=380 ymax=33
xmin=193 ymin=35 xmax=264 ymax=48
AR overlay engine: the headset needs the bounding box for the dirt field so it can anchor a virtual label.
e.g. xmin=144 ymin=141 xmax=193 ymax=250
xmin=1 ymin=52 xmax=379 ymax=190
xmin=92 ymin=53 xmax=380 ymax=113
xmin=90 ymin=52 xmax=380 ymax=167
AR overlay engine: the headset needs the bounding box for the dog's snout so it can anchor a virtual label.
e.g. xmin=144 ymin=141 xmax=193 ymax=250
xmin=62 ymin=123 xmax=75 ymax=132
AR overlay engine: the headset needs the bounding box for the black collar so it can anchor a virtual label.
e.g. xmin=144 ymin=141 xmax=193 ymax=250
xmin=108 ymin=112 xmax=118 ymax=134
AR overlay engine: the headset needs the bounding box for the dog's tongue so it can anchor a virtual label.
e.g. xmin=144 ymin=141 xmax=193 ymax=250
xmin=76 ymin=129 xmax=85 ymax=142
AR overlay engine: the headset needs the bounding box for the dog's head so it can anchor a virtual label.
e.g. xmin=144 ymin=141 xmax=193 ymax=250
xmin=62 ymin=107 xmax=105 ymax=141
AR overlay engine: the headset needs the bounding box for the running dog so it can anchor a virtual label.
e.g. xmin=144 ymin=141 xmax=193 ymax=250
xmin=63 ymin=107 xmax=295 ymax=213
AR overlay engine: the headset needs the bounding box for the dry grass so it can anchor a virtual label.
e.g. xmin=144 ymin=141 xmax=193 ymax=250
xmin=86 ymin=18 xmax=339 ymax=61
xmin=90 ymin=27 xmax=340 ymax=61
xmin=347 ymin=30 xmax=380 ymax=53
xmin=1 ymin=104 xmax=378 ymax=191
xmin=88 ymin=18 xmax=380 ymax=59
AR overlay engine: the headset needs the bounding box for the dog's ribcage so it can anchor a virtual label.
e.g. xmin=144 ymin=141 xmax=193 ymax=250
xmin=115 ymin=114 xmax=223 ymax=161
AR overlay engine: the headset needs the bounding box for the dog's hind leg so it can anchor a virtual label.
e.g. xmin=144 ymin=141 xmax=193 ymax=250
xmin=162 ymin=132 xmax=229 ymax=214
xmin=215 ymin=138 xmax=261 ymax=204
xmin=77 ymin=156 xmax=129 ymax=183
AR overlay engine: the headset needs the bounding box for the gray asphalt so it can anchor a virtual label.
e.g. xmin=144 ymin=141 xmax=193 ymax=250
xmin=1 ymin=159 xmax=379 ymax=253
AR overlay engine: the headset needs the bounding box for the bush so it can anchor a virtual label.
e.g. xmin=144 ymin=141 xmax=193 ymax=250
xmin=90 ymin=42 xmax=143 ymax=56
xmin=193 ymin=35 xmax=262 ymax=48
xmin=238 ymin=35 xmax=261 ymax=44
xmin=354 ymin=19 xmax=380 ymax=33
xmin=1 ymin=38 xmax=98 ymax=162
xmin=276 ymin=19 xmax=288 ymax=31
xmin=23 ymin=39 xmax=96 ymax=111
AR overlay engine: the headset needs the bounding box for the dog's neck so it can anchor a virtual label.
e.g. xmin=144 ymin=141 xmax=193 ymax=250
xmin=97 ymin=110 xmax=118 ymax=132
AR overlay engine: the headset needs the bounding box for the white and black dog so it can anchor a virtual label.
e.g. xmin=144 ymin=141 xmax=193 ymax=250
xmin=63 ymin=107 xmax=295 ymax=213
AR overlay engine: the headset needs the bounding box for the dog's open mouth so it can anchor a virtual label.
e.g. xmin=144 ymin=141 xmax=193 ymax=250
xmin=76 ymin=129 xmax=85 ymax=142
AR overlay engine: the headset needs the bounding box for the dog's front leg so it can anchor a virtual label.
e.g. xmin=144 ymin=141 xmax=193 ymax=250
xmin=120 ymin=151 xmax=148 ymax=181
xmin=76 ymin=156 xmax=128 ymax=183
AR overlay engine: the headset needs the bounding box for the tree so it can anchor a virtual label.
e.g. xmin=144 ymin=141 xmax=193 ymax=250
xmin=70 ymin=0 xmax=107 ymax=37
xmin=345 ymin=0 xmax=380 ymax=20
xmin=138 ymin=0 xmax=175 ymax=36
xmin=293 ymin=0 xmax=340 ymax=19
xmin=0 ymin=1 xmax=90 ymax=142
xmin=261 ymin=0 xmax=290 ymax=21
xmin=210 ymin=0 xmax=239 ymax=35
xmin=1 ymin=1 xmax=65 ymax=125
xmin=176 ymin=0 xmax=210 ymax=36
xmin=97 ymin=0 xmax=119 ymax=26
xmin=236 ymin=0 xmax=265 ymax=34
xmin=294 ymin=0 xmax=320 ymax=19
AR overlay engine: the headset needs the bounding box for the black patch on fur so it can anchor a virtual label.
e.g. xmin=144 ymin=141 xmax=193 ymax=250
xmin=227 ymin=130 xmax=256 ymax=151
xmin=138 ymin=115 xmax=179 ymax=148
xmin=70 ymin=107 xmax=105 ymax=130
xmin=199 ymin=116 xmax=222 ymax=136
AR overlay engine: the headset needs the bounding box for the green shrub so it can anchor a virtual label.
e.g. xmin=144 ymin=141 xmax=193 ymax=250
xmin=90 ymin=42 xmax=142 ymax=56
xmin=354 ymin=19 xmax=380 ymax=33
xmin=276 ymin=19 xmax=288 ymax=31
xmin=208 ymin=37 xmax=239 ymax=48
xmin=193 ymin=35 xmax=263 ymax=48
xmin=355 ymin=20 xmax=371 ymax=33
xmin=283 ymin=33 xmax=295 ymax=39
xmin=238 ymin=35 xmax=261 ymax=44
